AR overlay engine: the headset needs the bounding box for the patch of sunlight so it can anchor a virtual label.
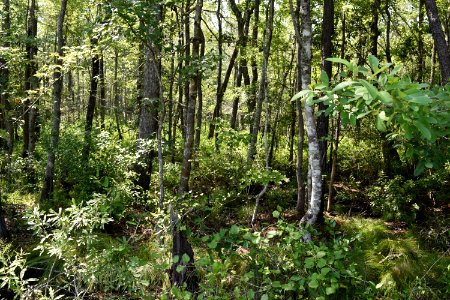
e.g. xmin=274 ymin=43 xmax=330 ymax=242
xmin=6 ymin=191 xmax=37 ymax=206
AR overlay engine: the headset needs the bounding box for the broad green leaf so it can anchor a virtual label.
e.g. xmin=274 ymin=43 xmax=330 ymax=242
xmin=376 ymin=114 xmax=387 ymax=132
xmin=368 ymin=55 xmax=379 ymax=73
xmin=378 ymin=111 xmax=389 ymax=121
xmin=317 ymin=258 xmax=327 ymax=268
xmin=413 ymin=120 xmax=432 ymax=140
xmin=332 ymin=80 xmax=356 ymax=92
xmin=261 ymin=294 xmax=269 ymax=300
xmin=308 ymin=279 xmax=319 ymax=289
xmin=414 ymin=161 xmax=426 ymax=176
xmin=360 ymin=80 xmax=379 ymax=100
xmin=326 ymin=57 xmax=351 ymax=69
xmin=378 ymin=90 xmax=393 ymax=105
xmin=320 ymin=70 xmax=329 ymax=86
xmin=326 ymin=286 xmax=337 ymax=295
xmin=357 ymin=111 xmax=372 ymax=119
xmin=229 ymin=225 xmax=239 ymax=235
xmin=405 ymin=94 xmax=431 ymax=105
xmin=272 ymin=210 xmax=280 ymax=218
xmin=292 ymin=90 xmax=310 ymax=101
xmin=182 ymin=254 xmax=190 ymax=263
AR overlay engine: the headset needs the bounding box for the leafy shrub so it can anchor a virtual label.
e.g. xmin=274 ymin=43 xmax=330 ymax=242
xmin=193 ymin=213 xmax=374 ymax=299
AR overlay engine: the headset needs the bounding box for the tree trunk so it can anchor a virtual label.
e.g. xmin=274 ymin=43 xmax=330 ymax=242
xmin=418 ymin=0 xmax=425 ymax=81
xmin=183 ymin=0 xmax=191 ymax=137
xmin=299 ymin=0 xmax=322 ymax=227
xmin=99 ymin=54 xmax=106 ymax=130
xmin=41 ymin=0 xmax=68 ymax=201
xmin=385 ymin=0 xmax=392 ymax=63
xmin=289 ymin=0 xmax=306 ymax=215
xmin=23 ymin=0 xmax=39 ymax=159
xmin=424 ymin=0 xmax=450 ymax=84
xmin=82 ymin=36 xmax=100 ymax=163
xmin=172 ymin=0 xmax=202 ymax=294
xmin=248 ymin=0 xmax=260 ymax=131
xmin=136 ymin=6 xmax=161 ymax=191
xmin=370 ymin=0 xmax=381 ymax=56
xmin=327 ymin=113 xmax=340 ymax=211
xmin=194 ymin=29 xmax=205 ymax=150
xmin=113 ymin=49 xmax=122 ymax=140
xmin=0 ymin=0 xmax=13 ymax=154
xmin=247 ymin=0 xmax=274 ymax=163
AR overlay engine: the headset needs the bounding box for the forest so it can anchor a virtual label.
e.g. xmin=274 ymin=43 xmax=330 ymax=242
xmin=0 ymin=0 xmax=449 ymax=298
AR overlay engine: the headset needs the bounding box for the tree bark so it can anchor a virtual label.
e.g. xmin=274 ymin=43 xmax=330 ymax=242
xmin=82 ymin=36 xmax=100 ymax=163
xmin=418 ymin=0 xmax=425 ymax=81
xmin=41 ymin=0 xmax=68 ymax=201
xmin=384 ymin=0 xmax=392 ymax=63
xmin=172 ymin=0 xmax=202 ymax=294
xmin=424 ymin=0 xmax=450 ymax=84
xmin=136 ymin=5 xmax=161 ymax=191
xmin=113 ymin=49 xmax=122 ymax=139
xmin=370 ymin=0 xmax=381 ymax=56
xmin=289 ymin=0 xmax=306 ymax=215
xmin=0 ymin=0 xmax=13 ymax=154
xmin=327 ymin=113 xmax=340 ymax=211
xmin=247 ymin=0 xmax=274 ymax=163
xmin=299 ymin=0 xmax=322 ymax=227
xmin=23 ymin=0 xmax=39 ymax=158
xmin=99 ymin=54 xmax=106 ymax=130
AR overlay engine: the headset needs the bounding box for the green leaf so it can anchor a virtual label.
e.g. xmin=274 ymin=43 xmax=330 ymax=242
xmin=229 ymin=225 xmax=239 ymax=235
xmin=182 ymin=254 xmax=190 ymax=264
xmin=368 ymin=55 xmax=379 ymax=73
xmin=272 ymin=210 xmax=280 ymax=218
xmin=360 ymin=80 xmax=379 ymax=100
xmin=326 ymin=57 xmax=351 ymax=69
xmin=292 ymin=90 xmax=310 ymax=101
xmin=378 ymin=91 xmax=393 ymax=105
xmin=320 ymin=70 xmax=329 ymax=86
xmin=261 ymin=294 xmax=269 ymax=300
xmin=414 ymin=161 xmax=426 ymax=176
xmin=326 ymin=286 xmax=337 ymax=295
xmin=308 ymin=279 xmax=319 ymax=289
xmin=317 ymin=258 xmax=327 ymax=268
xmin=332 ymin=81 xmax=356 ymax=92
xmin=321 ymin=267 xmax=331 ymax=276
xmin=405 ymin=94 xmax=431 ymax=105
xmin=413 ymin=120 xmax=432 ymax=140
xmin=377 ymin=114 xmax=387 ymax=132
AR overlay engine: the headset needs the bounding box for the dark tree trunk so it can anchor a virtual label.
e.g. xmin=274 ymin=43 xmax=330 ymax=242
xmin=22 ymin=0 xmax=38 ymax=158
xmin=113 ymin=49 xmax=122 ymax=139
xmin=290 ymin=0 xmax=306 ymax=215
xmin=0 ymin=0 xmax=14 ymax=154
xmin=384 ymin=0 xmax=392 ymax=63
xmin=194 ymin=29 xmax=205 ymax=150
xmin=418 ymin=0 xmax=425 ymax=81
xmin=82 ymin=36 xmax=100 ymax=163
xmin=248 ymin=0 xmax=260 ymax=131
xmin=172 ymin=0 xmax=202 ymax=294
xmin=424 ymin=0 xmax=450 ymax=84
xmin=371 ymin=0 xmax=381 ymax=56
xmin=41 ymin=0 xmax=68 ymax=201
xmin=183 ymin=0 xmax=191 ymax=137
xmin=136 ymin=5 xmax=162 ymax=191
xmin=247 ymin=0 xmax=274 ymax=163
xmin=99 ymin=54 xmax=106 ymax=130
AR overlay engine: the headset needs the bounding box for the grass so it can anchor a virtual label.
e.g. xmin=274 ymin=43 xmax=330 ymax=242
xmin=339 ymin=216 xmax=450 ymax=299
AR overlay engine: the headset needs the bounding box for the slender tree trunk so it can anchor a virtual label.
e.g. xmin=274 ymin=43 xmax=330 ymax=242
xmin=248 ymin=0 xmax=260 ymax=131
xmin=82 ymin=36 xmax=100 ymax=163
xmin=99 ymin=54 xmax=106 ymax=129
xmin=0 ymin=0 xmax=13 ymax=154
xmin=136 ymin=6 xmax=161 ymax=191
xmin=113 ymin=49 xmax=122 ymax=139
xmin=194 ymin=29 xmax=205 ymax=150
xmin=247 ymin=0 xmax=274 ymax=163
xmin=183 ymin=0 xmax=191 ymax=137
xmin=385 ymin=0 xmax=392 ymax=63
xmin=290 ymin=0 xmax=306 ymax=215
xmin=172 ymin=0 xmax=202 ymax=294
xmin=22 ymin=0 xmax=38 ymax=158
xmin=41 ymin=0 xmax=68 ymax=201
xmin=327 ymin=113 xmax=340 ymax=211
xmin=299 ymin=0 xmax=322 ymax=227
xmin=430 ymin=43 xmax=437 ymax=84
xmin=418 ymin=0 xmax=425 ymax=81
xmin=173 ymin=7 xmax=184 ymax=162
xmin=424 ymin=0 xmax=450 ymax=84
xmin=371 ymin=0 xmax=381 ymax=56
